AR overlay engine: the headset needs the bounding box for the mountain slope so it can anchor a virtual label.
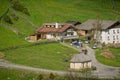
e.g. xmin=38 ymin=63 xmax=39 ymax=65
xmin=0 ymin=26 xmax=27 ymax=49
xmin=0 ymin=0 xmax=120 ymax=49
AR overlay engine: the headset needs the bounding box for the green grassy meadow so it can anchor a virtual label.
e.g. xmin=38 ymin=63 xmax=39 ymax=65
xmin=0 ymin=0 xmax=120 ymax=49
xmin=3 ymin=43 xmax=78 ymax=71
xmin=96 ymin=48 xmax=120 ymax=67
xmin=0 ymin=0 xmax=120 ymax=72
xmin=0 ymin=26 xmax=28 ymax=49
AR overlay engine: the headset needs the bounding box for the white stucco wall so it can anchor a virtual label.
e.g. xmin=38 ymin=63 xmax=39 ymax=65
xmin=70 ymin=63 xmax=83 ymax=70
xmin=45 ymin=28 xmax=78 ymax=40
xmin=73 ymin=31 xmax=77 ymax=35
xmin=70 ymin=62 xmax=92 ymax=70
xmin=46 ymin=33 xmax=62 ymax=40
xmin=100 ymin=28 xmax=120 ymax=44
xmin=46 ymin=34 xmax=52 ymax=39
xmin=66 ymin=29 xmax=77 ymax=36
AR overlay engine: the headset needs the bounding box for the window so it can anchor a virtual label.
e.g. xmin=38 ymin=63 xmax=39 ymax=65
xmin=59 ymin=25 xmax=62 ymax=28
xmin=117 ymin=29 xmax=119 ymax=33
xmin=47 ymin=25 xmax=50 ymax=27
xmin=113 ymin=41 xmax=115 ymax=43
xmin=116 ymin=35 xmax=119 ymax=40
xmin=113 ymin=30 xmax=115 ymax=34
xmin=113 ymin=36 xmax=115 ymax=40
xmin=108 ymin=36 xmax=110 ymax=40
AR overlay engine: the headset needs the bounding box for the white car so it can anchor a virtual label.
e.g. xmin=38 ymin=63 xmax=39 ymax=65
xmin=92 ymin=45 xmax=97 ymax=49
xmin=85 ymin=40 xmax=89 ymax=44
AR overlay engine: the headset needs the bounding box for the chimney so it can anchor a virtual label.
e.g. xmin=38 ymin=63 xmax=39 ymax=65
xmin=55 ymin=22 xmax=59 ymax=28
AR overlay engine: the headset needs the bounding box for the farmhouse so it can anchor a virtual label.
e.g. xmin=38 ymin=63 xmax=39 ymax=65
xmin=76 ymin=19 xmax=120 ymax=44
xmin=30 ymin=22 xmax=81 ymax=41
xmin=70 ymin=49 xmax=92 ymax=70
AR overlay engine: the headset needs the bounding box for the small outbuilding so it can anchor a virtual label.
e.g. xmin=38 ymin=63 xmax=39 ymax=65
xmin=70 ymin=50 xmax=91 ymax=70
xmin=29 ymin=34 xmax=38 ymax=41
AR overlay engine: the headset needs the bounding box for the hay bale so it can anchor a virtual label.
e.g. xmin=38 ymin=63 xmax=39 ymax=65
xmin=0 ymin=52 xmax=5 ymax=59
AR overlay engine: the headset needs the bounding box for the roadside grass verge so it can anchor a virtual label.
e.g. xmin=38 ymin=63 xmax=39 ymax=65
xmin=3 ymin=43 xmax=78 ymax=71
xmin=95 ymin=48 xmax=120 ymax=67
xmin=0 ymin=67 xmax=119 ymax=80
xmin=0 ymin=67 xmax=38 ymax=80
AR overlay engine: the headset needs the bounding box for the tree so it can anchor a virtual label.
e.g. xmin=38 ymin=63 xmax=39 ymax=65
xmin=86 ymin=19 xmax=102 ymax=44
xmin=92 ymin=19 xmax=102 ymax=43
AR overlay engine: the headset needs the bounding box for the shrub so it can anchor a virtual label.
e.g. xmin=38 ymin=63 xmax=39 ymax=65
xmin=38 ymin=74 xmax=43 ymax=80
xmin=0 ymin=52 xmax=5 ymax=59
xmin=49 ymin=73 xmax=56 ymax=80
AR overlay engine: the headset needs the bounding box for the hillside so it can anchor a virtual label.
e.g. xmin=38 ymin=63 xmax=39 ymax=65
xmin=0 ymin=0 xmax=120 ymax=49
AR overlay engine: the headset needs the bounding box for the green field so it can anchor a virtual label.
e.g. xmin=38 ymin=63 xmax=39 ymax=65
xmin=0 ymin=0 xmax=120 ymax=71
xmin=96 ymin=48 xmax=120 ymax=67
xmin=0 ymin=26 xmax=28 ymax=49
xmin=1 ymin=0 xmax=120 ymax=49
xmin=3 ymin=43 xmax=78 ymax=71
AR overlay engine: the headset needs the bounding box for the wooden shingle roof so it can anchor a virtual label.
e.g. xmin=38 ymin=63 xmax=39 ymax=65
xmin=76 ymin=19 xmax=119 ymax=30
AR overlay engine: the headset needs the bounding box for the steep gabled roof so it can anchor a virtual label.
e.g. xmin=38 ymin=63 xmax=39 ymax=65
xmin=58 ymin=23 xmax=73 ymax=32
xmin=76 ymin=19 xmax=119 ymax=30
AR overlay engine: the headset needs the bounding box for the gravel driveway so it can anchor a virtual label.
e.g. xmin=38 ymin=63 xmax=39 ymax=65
xmin=86 ymin=46 xmax=120 ymax=78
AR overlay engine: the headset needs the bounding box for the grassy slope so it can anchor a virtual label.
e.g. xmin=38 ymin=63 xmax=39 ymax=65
xmin=0 ymin=0 xmax=120 ymax=49
xmin=0 ymin=26 xmax=27 ymax=49
xmin=0 ymin=0 xmax=120 ymax=69
xmin=4 ymin=43 xmax=78 ymax=71
xmin=25 ymin=0 xmax=120 ymax=25
xmin=96 ymin=48 xmax=120 ymax=67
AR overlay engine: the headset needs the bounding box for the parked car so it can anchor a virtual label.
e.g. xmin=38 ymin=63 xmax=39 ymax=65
xmin=72 ymin=41 xmax=81 ymax=48
xmin=85 ymin=40 xmax=89 ymax=44
xmin=92 ymin=44 xmax=97 ymax=49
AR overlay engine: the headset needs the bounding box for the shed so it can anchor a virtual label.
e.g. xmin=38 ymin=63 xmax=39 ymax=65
xmin=29 ymin=34 xmax=38 ymax=41
xmin=70 ymin=52 xmax=91 ymax=70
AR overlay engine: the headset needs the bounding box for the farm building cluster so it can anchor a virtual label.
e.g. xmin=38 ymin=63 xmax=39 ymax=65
xmin=29 ymin=19 xmax=120 ymax=70
xmin=29 ymin=19 xmax=120 ymax=44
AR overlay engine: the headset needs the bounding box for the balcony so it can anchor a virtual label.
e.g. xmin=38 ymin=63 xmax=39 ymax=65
xmin=62 ymin=35 xmax=79 ymax=40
